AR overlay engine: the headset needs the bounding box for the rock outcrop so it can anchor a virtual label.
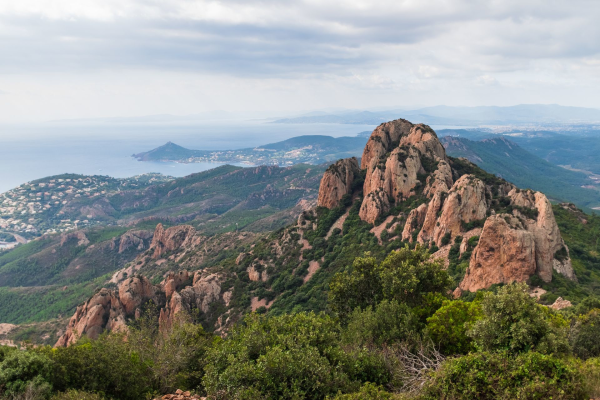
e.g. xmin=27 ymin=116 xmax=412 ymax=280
xmin=55 ymin=275 xmax=158 ymax=347
xmin=459 ymin=215 xmax=537 ymax=292
xmin=431 ymin=175 xmax=487 ymax=246
xmin=118 ymin=230 xmax=153 ymax=253
xmin=56 ymin=269 xmax=229 ymax=347
xmin=159 ymin=271 xmax=225 ymax=330
xmin=151 ymin=224 xmax=196 ymax=259
xmin=60 ymin=231 xmax=90 ymax=247
xmin=317 ymin=157 xmax=360 ymax=209
xmin=359 ymin=120 xmax=451 ymax=224
xmin=549 ymin=297 xmax=572 ymax=310
xmin=317 ymin=118 xmax=576 ymax=291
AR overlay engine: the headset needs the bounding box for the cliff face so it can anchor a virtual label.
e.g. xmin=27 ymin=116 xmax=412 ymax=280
xmin=317 ymin=118 xmax=575 ymax=291
xmin=317 ymin=157 xmax=360 ymax=209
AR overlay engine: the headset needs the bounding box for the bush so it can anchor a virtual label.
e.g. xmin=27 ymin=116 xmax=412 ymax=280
xmin=329 ymin=246 xmax=451 ymax=321
xmin=127 ymin=313 xmax=214 ymax=394
xmin=581 ymin=358 xmax=600 ymax=398
xmin=331 ymin=383 xmax=399 ymax=400
xmin=44 ymin=333 xmax=153 ymax=400
xmin=425 ymin=300 xmax=482 ymax=355
xmin=50 ymin=389 xmax=104 ymax=400
xmin=421 ymin=351 xmax=587 ymax=400
xmin=343 ymin=300 xmax=418 ymax=347
xmin=468 ymin=283 xmax=569 ymax=354
xmin=0 ymin=350 xmax=53 ymax=399
xmin=203 ymin=312 xmax=385 ymax=400
xmin=569 ymin=309 xmax=600 ymax=360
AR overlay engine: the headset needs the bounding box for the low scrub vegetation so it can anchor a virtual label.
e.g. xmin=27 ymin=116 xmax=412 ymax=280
xmin=1 ymin=248 xmax=599 ymax=400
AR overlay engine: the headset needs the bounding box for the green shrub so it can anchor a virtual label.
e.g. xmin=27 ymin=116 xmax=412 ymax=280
xmin=343 ymin=300 xmax=418 ymax=347
xmin=425 ymin=300 xmax=482 ymax=355
xmin=421 ymin=351 xmax=586 ymax=400
xmin=127 ymin=313 xmax=214 ymax=394
xmin=0 ymin=350 xmax=53 ymax=398
xmin=569 ymin=309 xmax=600 ymax=359
xmin=330 ymin=383 xmax=398 ymax=400
xmin=50 ymin=389 xmax=105 ymax=400
xmin=203 ymin=312 xmax=385 ymax=400
xmin=44 ymin=333 xmax=153 ymax=400
xmin=440 ymin=232 xmax=451 ymax=246
xmin=468 ymin=283 xmax=569 ymax=354
xmin=581 ymin=358 xmax=600 ymax=398
xmin=329 ymin=246 xmax=451 ymax=321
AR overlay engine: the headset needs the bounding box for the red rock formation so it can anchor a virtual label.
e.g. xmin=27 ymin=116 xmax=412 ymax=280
xmin=317 ymin=157 xmax=360 ymax=209
xmin=549 ymin=297 xmax=572 ymax=310
xmin=432 ymin=174 xmax=488 ymax=246
xmin=55 ymin=275 xmax=154 ymax=347
xmin=57 ymin=270 xmax=230 ymax=347
xmin=159 ymin=271 xmax=225 ymax=331
xmin=318 ymin=119 xmax=576 ymax=290
xmin=360 ymin=120 xmax=451 ymax=224
xmin=460 ymin=214 xmax=536 ymax=292
xmin=151 ymin=224 xmax=196 ymax=259
xmin=402 ymin=203 xmax=428 ymax=242
xmin=118 ymin=230 xmax=153 ymax=253
xmin=60 ymin=231 xmax=90 ymax=247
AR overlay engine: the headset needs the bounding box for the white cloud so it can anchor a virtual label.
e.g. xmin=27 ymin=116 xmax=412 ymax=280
xmin=0 ymin=0 xmax=599 ymax=121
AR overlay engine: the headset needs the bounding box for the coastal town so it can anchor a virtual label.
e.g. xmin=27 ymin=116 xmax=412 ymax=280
xmin=0 ymin=173 xmax=171 ymax=239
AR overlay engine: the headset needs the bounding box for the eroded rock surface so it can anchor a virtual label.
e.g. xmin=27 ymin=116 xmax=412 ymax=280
xmin=55 ymin=276 xmax=157 ymax=347
xmin=151 ymin=224 xmax=196 ymax=259
xmin=460 ymin=215 xmax=536 ymax=292
xmin=317 ymin=157 xmax=360 ymax=209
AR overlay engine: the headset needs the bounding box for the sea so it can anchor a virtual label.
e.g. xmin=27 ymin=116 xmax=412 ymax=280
xmin=0 ymin=119 xmax=468 ymax=194
xmin=0 ymin=119 xmax=376 ymax=194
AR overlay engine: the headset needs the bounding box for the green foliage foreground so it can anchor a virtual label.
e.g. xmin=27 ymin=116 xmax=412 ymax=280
xmin=1 ymin=248 xmax=600 ymax=400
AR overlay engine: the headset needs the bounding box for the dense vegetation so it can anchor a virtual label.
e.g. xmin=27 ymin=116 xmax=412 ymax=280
xmin=1 ymin=249 xmax=599 ymax=400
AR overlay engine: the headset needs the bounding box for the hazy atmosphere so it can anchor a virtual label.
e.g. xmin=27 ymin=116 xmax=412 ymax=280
xmin=2 ymin=0 xmax=600 ymax=122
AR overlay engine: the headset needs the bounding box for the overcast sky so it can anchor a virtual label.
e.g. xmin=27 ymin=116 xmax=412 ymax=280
xmin=1 ymin=0 xmax=599 ymax=122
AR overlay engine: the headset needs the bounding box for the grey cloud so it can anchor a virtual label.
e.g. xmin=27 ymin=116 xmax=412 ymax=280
xmin=2 ymin=0 xmax=596 ymax=78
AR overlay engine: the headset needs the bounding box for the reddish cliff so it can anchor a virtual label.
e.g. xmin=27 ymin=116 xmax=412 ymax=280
xmin=317 ymin=157 xmax=360 ymax=209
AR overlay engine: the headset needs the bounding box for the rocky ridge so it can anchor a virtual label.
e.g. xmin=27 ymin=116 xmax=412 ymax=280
xmin=57 ymin=119 xmax=579 ymax=346
xmin=317 ymin=119 xmax=576 ymax=292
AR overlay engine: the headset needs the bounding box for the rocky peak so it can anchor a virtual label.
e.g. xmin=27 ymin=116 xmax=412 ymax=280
xmin=359 ymin=120 xmax=451 ymax=224
xmin=316 ymin=118 xmax=576 ymax=291
xmin=317 ymin=157 xmax=360 ymax=209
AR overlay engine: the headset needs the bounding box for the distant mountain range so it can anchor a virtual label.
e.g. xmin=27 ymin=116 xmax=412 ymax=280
xmin=273 ymin=104 xmax=600 ymax=125
xmin=134 ymin=131 xmax=600 ymax=210
xmin=440 ymin=136 xmax=600 ymax=209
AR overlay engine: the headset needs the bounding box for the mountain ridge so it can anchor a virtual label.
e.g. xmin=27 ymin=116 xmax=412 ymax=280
xmin=53 ymin=119 xmax=583 ymax=347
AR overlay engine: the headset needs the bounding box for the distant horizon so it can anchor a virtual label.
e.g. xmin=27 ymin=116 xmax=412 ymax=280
xmin=3 ymin=103 xmax=600 ymax=125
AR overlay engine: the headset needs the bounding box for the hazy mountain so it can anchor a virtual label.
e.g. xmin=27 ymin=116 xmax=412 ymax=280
xmin=441 ymin=136 xmax=600 ymax=209
xmin=274 ymin=104 xmax=600 ymax=125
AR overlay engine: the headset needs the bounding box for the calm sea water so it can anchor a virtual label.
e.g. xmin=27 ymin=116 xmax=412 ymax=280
xmin=0 ymin=120 xmax=377 ymax=193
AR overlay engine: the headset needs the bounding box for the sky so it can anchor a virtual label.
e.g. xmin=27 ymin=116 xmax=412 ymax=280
xmin=1 ymin=0 xmax=600 ymax=122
